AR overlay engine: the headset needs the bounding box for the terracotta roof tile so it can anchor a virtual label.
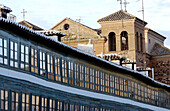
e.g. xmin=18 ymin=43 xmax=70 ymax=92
xmin=97 ymin=10 xmax=136 ymax=22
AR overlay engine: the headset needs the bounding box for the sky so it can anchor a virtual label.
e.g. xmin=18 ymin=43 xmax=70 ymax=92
xmin=1 ymin=0 xmax=170 ymax=48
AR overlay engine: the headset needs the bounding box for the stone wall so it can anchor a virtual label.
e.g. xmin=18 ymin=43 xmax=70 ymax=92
xmin=150 ymin=54 xmax=170 ymax=85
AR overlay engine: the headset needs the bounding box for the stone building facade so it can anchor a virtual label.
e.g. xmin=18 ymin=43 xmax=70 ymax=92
xmin=51 ymin=17 xmax=106 ymax=55
xmin=150 ymin=54 xmax=170 ymax=84
xmin=52 ymin=10 xmax=170 ymax=85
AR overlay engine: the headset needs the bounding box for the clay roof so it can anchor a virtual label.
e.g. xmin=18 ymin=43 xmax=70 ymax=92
xmin=97 ymin=10 xmax=147 ymax=24
xmin=150 ymin=43 xmax=170 ymax=56
xmin=18 ymin=20 xmax=43 ymax=31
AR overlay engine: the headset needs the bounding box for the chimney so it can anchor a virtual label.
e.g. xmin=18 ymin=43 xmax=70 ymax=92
xmin=0 ymin=4 xmax=12 ymax=19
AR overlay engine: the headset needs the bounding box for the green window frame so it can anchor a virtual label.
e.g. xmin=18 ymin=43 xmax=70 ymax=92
xmin=47 ymin=53 xmax=54 ymax=80
xmin=49 ymin=99 xmax=55 ymax=111
xmin=55 ymin=56 xmax=61 ymax=82
xmin=20 ymin=44 xmax=29 ymax=71
xmin=0 ymin=37 xmax=8 ymax=65
xmin=90 ymin=68 xmax=95 ymax=90
xmin=57 ymin=101 xmax=62 ymax=111
xmin=11 ymin=92 xmax=19 ymax=111
xmin=22 ymin=93 xmax=29 ymax=111
xmin=0 ymin=90 xmax=8 ymax=110
xmin=85 ymin=66 xmax=89 ymax=88
xmin=31 ymin=95 xmax=39 ymax=111
xmin=41 ymin=97 xmax=47 ymax=111
xmin=40 ymin=50 xmax=46 ymax=76
xmin=62 ymin=59 xmax=68 ymax=83
xmin=75 ymin=63 xmax=79 ymax=86
xmin=68 ymin=61 xmax=74 ymax=85
xmin=95 ymin=70 xmax=100 ymax=91
xmin=80 ymin=64 xmax=84 ymax=87
xmin=31 ymin=48 xmax=38 ymax=74
xmin=10 ymin=40 xmax=18 ymax=68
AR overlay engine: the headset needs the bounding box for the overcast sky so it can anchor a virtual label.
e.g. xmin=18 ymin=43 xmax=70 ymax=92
xmin=1 ymin=0 xmax=170 ymax=48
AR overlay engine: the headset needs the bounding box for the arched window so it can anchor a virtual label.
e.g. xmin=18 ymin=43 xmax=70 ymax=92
xmin=140 ymin=33 xmax=143 ymax=52
xmin=136 ymin=32 xmax=139 ymax=51
xmin=121 ymin=31 xmax=128 ymax=50
xmin=108 ymin=32 xmax=116 ymax=51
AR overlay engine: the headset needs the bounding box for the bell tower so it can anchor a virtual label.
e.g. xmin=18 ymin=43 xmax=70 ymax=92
xmin=98 ymin=10 xmax=147 ymax=67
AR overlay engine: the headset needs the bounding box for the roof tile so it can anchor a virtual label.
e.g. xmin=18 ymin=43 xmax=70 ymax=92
xmin=97 ymin=10 xmax=136 ymax=22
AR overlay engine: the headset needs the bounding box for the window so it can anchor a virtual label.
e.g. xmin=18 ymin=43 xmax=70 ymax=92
xmin=75 ymin=104 xmax=79 ymax=111
xmin=85 ymin=66 xmax=89 ymax=88
xmin=57 ymin=101 xmax=62 ymax=111
xmin=115 ymin=77 xmax=119 ymax=95
xmin=55 ymin=57 xmax=61 ymax=81
xmin=121 ymin=31 xmax=128 ymax=50
xmin=21 ymin=44 xmax=29 ymax=71
xmin=136 ymin=32 xmax=139 ymax=51
xmin=41 ymin=97 xmax=47 ymax=111
xmin=90 ymin=107 xmax=94 ymax=111
xmin=22 ymin=93 xmax=29 ymax=111
xmin=119 ymin=78 xmax=124 ymax=96
xmin=144 ymin=87 xmax=148 ymax=102
xmin=138 ymin=84 xmax=141 ymax=101
xmin=108 ymin=32 xmax=116 ymax=51
xmin=95 ymin=70 xmax=100 ymax=91
xmin=155 ymin=91 xmax=159 ymax=105
xmin=148 ymin=88 xmax=151 ymax=103
xmin=40 ymin=50 xmax=46 ymax=76
xmin=47 ymin=54 xmax=54 ymax=79
xmin=95 ymin=107 xmax=100 ymax=111
xmin=149 ymin=39 xmax=151 ymax=44
xmin=49 ymin=99 xmax=55 ymax=111
xmin=0 ymin=90 xmax=8 ymax=110
xmin=110 ymin=75 xmax=114 ymax=94
xmin=70 ymin=104 xmax=74 ymax=111
xmin=105 ymin=74 xmax=110 ymax=93
xmin=80 ymin=105 xmax=84 ymax=111
xmin=63 ymin=24 xmax=69 ymax=30
xmin=100 ymin=108 xmax=105 ymax=111
xmin=80 ymin=64 xmax=84 ymax=87
xmin=124 ymin=79 xmax=128 ymax=97
xmin=32 ymin=95 xmax=39 ymax=111
xmin=62 ymin=59 xmax=68 ymax=83
xmin=84 ymin=106 xmax=89 ymax=111
xmin=12 ymin=92 xmax=19 ymax=111
xmin=10 ymin=40 xmax=18 ymax=68
xmin=0 ymin=37 xmax=8 ymax=65
xmin=64 ymin=102 xmax=68 ymax=111
xmin=140 ymin=33 xmax=143 ymax=52
xmin=101 ymin=72 xmax=105 ymax=92
xmin=134 ymin=82 xmax=138 ymax=100
xmin=68 ymin=61 xmax=74 ymax=85
xmin=90 ymin=68 xmax=95 ymax=90
xmin=151 ymin=90 xmax=155 ymax=104
xmin=75 ymin=63 xmax=79 ymax=86
xmin=31 ymin=48 xmax=38 ymax=74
